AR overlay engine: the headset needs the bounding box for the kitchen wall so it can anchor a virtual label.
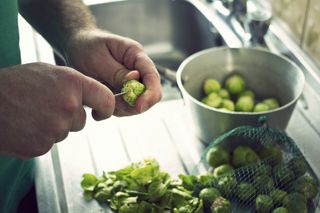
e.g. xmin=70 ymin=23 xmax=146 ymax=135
xmin=270 ymin=0 xmax=320 ymax=66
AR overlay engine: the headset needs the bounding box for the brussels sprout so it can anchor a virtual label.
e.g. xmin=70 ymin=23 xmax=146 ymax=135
xmin=213 ymin=164 xmax=234 ymax=178
xmin=225 ymin=74 xmax=246 ymax=95
xmin=235 ymin=96 xmax=254 ymax=112
xmin=262 ymin=98 xmax=280 ymax=110
xmin=232 ymin=146 xmax=259 ymax=168
xmin=292 ymin=175 xmax=319 ymax=200
xmin=216 ymin=175 xmax=238 ymax=197
xmin=199 ymin=187 xmax=221 ymax=208
xmin=255 ymin=163 xmax=272 ymax=177
xmin=254 ymin=175 xmax=274 ymax=194
xmin=254 ymin=103 xmax=269 ymax=112
xmin=272 ymin=164 xmax=295 ymax=189
xmin=237 ymin=182 xmax=256 ymax=202
xmin=206 ymin=93 xmax=223 ymax=108
xmin=272 ymin=207 xmax=289 ymax=213
xmin=255 ymin=194 xmax=274 ymax=213
xmin=259 ymin=147 xmax=283 ymax=167
xmin=218 ymin=89 xmax=230 ymax=99
xmin=204 ymin=79 xmax=221 ymax=95
xmin=121 ymin=80 xmax=145 ymax=106
xmin=282 ymin=193 xmax=308 ymax=213
xmin=210 ymin=196 xmax=232 ymax=213
xmin=238 ymin=89 xmax=255 ymax=99
xmin=206 ymin=146 xmax=230 ymax=168
xmin=220 ymin=99 xmax=235 ymax=111
xmin=269 ymin=189 xmax=287 ymax=205
xmin=288 ymin=157 xmax=308 ymax=178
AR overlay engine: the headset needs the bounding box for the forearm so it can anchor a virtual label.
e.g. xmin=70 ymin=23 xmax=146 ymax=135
xmin=18 ymin=0 xmax=97 ymax=56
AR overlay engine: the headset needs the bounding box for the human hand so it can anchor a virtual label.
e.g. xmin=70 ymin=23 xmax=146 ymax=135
xmin=0 ymin=62 xmax=115 ymax=159
xmin=65 ymin=29 xmax=162 ymax=116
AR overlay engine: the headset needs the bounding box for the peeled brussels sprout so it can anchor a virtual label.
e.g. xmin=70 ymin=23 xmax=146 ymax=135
xmin=206 ymin=146 xmax=230 ymax=168
xmin=213 ymin=164 xmax=234 ymax=178
xmin=204 ymin=79 xmax=221 ymax=95
xmin=262 ymin=98 xmax=280 ymax=110
xmin=121 ymin=80 xmax=145 ymax=106
xmin=199 ymin=187 xmax=221 ymax=207
xmin=210 ymin=196 xmax=232 ymax=213
xmin=225 ymin=74 xmax=246 ymax=95
xmin=238 ymin=89 xmax=255 ymax=99
xmin=255 ymin=194 xmax=274 ymax=213
xmin=235 ymin=96 xmax=254 ymax=112
xmin=218 ymin=89 xmax=230 ymax=99
xmin=232 ymin=146 xmax=259 ymax=168
xmin=220 ymin=99 xmax=235 ymax=111
xmin=254 ymin=103 xmax=269 ymax=112
xmin=206 ymin=93 xmax=223 ymax=108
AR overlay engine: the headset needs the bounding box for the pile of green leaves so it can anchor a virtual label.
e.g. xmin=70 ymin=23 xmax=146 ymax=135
xmin=81 ymin=158 xmax=204 ymax=213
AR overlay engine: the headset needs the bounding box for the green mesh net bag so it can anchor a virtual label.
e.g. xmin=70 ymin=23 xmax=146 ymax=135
xmin=192 ymin=117 xmax=320 ymax=213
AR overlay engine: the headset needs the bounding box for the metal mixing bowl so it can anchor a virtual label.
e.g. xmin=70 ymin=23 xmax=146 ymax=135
xmin=176 ymin=47 xmax=305 ymax=143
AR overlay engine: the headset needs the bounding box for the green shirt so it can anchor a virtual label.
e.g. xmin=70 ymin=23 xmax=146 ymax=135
xmin=0 ymin=1 xmax=35 ymax=213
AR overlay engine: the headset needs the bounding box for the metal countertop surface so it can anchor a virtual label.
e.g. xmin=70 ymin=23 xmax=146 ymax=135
xmin=35 ymin=99 xmax=320 ymax=213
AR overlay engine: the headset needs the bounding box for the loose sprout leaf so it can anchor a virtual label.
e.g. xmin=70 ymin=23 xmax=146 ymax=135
xmin=81 ymin=173 xmax=98 ymax=191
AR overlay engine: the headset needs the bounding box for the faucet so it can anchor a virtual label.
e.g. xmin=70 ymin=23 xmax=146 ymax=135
xmin=209 ymin=0 xmax=272 ymax=46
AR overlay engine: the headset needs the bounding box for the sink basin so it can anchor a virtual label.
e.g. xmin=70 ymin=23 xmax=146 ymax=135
xmin=89 ymin=0 xmax=224 ymax=70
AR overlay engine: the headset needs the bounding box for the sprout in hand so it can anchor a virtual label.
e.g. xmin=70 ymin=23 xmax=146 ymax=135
xmin=121 ymin=79 xmax=146 ymax=106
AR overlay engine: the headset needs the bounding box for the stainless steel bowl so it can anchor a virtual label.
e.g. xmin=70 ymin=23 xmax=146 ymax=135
xmin=176 ymin=47 xmax=305 ymax=143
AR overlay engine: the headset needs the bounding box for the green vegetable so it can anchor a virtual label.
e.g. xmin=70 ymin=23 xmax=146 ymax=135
xmin=218 ymin=89 xmax=230 ymax=99
xmin=199 ymin=187 xmax=221 ymax=207
xmin=121 ymin=79 xmax=146 ymax=106
xmin=272 ymin=207 xmax=289 ymax=213
xmin=225 ymin=74 xmax=246 ymax=95
xmin=210 ymin=196 xmax=232 ymax=213
xmin=206 ymin=146 xmax=230 ymax=168
xmin=254 ymin=103 xmax=269 ymax=112
xmin=216 ymin=175 xmax=237 ymax=197
xmin=205 ymin=93 xmax=223 ymax=108
xmin=282 ymin=193 xmax=308 ymax=213
xmin=292 ymin=175 xmax=318 ymax=200
xmin=254 ymin=175 xmax=274 ymax=194
xmin=203 ymin=79 xmax=221 ymax=95
xmin=237 ymin=182 xmax=256 ymax=202
xmin=269 ymin=189 xmax=287 ymax=205
xmin=220 ymin=99 xmax=235 ymax=111
xmin=213 ymin=164 xmax=233 ymax=178
xmin=235 ymin=96 xmax=254 ymax=112
xmin=259 ymin=147 xmax=283 ymax=167
xmin=255 ymin=194 xmax=274 ymax=213
xmin=288 ymin=157 xmax=308 ymax=178
xmin=238 ymin=89 xmax=255 ymax=99
xmin=254 ymin=163 xmax=272 ymax=177
xmin=232 ymin=146 xmax=259 ymax=168
xmin=81 ymin=173 xmax=98 ymax=192
xmin=273 ymin=164 xmax=295 ymax=188
xmin=262 ymin=98 xmax=280 ymax=110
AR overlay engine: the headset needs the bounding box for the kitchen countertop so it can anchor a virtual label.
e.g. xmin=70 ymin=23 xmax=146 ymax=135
xmin=34 ymin=99 xmax=320 ymax=213
xmin=17 ymin=3 xmax=320 ymax=212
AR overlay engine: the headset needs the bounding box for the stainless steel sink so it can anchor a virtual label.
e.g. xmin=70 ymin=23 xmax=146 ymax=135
xmin=88 ymin=0 xmax=229 ymax=100
xmin=89 ymin=0 xmax=224 ymax=70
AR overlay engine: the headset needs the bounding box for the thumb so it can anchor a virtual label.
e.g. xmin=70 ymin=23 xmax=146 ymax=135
xmin=80 ymin=74 xmax=115 ymax=120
